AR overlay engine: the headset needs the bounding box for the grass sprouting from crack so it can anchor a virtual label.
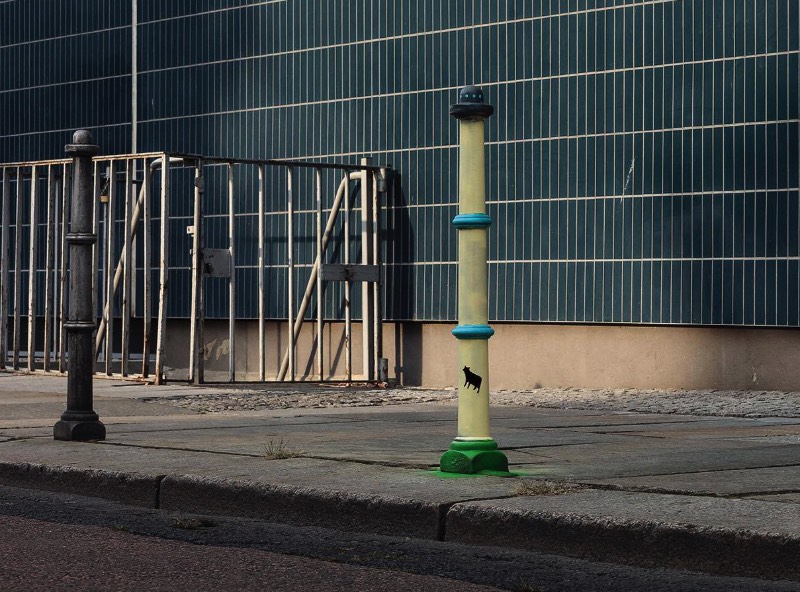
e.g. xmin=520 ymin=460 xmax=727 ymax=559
xmin=512 ymin=480 xmax=582 ymax=497
xmin=262 ymin=438 xmax=304 ymax=460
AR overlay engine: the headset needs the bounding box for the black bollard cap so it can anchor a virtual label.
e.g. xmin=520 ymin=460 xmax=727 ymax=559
xmin=450 ymin=85 xmax=495 ymax=121
xmin=65 ymin=129 xmax=100 ymax=157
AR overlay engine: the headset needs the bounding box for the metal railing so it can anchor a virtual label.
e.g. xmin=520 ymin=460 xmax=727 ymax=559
xmin=0 ymin=151 xmax=391 ymax=384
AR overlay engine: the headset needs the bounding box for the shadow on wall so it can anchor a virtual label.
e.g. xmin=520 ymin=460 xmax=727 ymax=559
xmin=384 ymin=169 xmax=422 ymax=385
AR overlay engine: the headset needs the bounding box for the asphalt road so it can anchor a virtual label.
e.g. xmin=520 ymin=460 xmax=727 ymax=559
xmin=0 ymin=485 xmax=797 ymax=592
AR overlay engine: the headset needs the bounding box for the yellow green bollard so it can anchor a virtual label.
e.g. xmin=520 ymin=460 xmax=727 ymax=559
xmin=439 ymin=86 xmax=509 ymax=475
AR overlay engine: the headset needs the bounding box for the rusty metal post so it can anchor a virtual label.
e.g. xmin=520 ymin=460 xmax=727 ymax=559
xmin=54 ymin=130 xmax=105 ymax=441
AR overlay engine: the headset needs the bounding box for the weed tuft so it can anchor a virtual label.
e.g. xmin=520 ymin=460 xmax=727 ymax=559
xmin=512 ymin=480 xmax=581 ymax=497
xmin=262 ymin=438 xmax=304 ymax=460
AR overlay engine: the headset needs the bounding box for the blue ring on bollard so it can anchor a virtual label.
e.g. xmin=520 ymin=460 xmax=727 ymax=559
xmin=452 ymin=213 xmax=492 ymax=229
xmin=452 ymin=324 xmax=495 ymax=339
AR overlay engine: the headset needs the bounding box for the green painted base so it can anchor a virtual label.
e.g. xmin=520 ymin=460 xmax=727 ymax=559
xmin=439 ymin=439 xmax=510 ymax=475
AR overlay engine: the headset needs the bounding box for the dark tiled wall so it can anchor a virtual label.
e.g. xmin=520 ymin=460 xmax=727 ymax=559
xmin=1 ymin=0 xmax=799 ymax=325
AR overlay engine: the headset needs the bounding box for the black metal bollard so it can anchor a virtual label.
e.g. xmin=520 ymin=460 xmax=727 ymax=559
xmin=54 ymin=130 xmax=106 ymax=441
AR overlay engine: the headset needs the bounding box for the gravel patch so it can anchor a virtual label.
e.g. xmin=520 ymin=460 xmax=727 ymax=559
xmin=141 ymin=387 xmax=458 ymax=413
xmin=143 ymin=386 xmax=800 ymax=418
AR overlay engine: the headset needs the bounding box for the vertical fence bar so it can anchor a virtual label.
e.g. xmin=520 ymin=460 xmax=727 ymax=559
xmin=142 ymin=161 xmax=152 ymax=377
xmin=257 ymin=164 xmax=266 ymax=381
xmin=344 ymin=173 xmax=351 ymax=381
xmin=90 ymin=161 xmax=99 ymax=360
xmin=276 ymin=173 xmax=348 ymax=381
xmin=315 ymin=168 xmax=323 ymax=380
xmin=228 ymin=163 xmax=236 ymax=382
xmin=189 ymin=160 xmax=204 ymax=384
xmin=0 ymin=168 xmax=9 ymax=369
xmin=287 ymin=168 xmax=295 ymax=381
xmin=58 ymin=163 xmax=70 ymax=372
xmin=27 ymin=166 xmax=39 ymax=371
xmin=154 ymin=155 xmax=170 ymax=384
xmin=43 ymin=165 xmax=55 ymax=371
xmin=373 ymin=168 xmax=383 ymax=378
xmin=104 ymin=161 xmax=115 ymax=375
xmin=12 ymin=167 xmax=23 ymax=369
xmin=52 ymin=174 xmax=61 ymax=369
xmin=121 ymin=159 xmax=133 ymax=376
xmin=360 ymin=158 xmax=374 ymax=380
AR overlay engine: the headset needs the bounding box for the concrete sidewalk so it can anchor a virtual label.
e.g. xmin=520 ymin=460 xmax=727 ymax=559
xmin=0 ymin=374 xmax=799 ymax=582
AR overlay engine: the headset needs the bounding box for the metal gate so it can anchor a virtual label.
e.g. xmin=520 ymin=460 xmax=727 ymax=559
xmin=0 ymin=152 xmax=392 ymax=384
xmin=185 ymin=156 xmax=389 ymax=383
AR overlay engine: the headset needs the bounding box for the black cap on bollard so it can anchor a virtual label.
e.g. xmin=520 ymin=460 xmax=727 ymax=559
xmin=65 ymin=129 xmax=100 ymax=157
xmin=449 ymin=85 xmax=495 ymax=121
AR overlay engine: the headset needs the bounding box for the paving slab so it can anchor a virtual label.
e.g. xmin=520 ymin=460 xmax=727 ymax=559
xmin=102 ymin=419 xmax=633 ymax=464
xmin=0 ymin=399 xmax=200 ymax=420
xmin=446 ymin=489 xmax=800 ymax=581
xmin=745 ymin=493 xmax=800 ymax=504
xmin=496 ymin=413 xmax=718 ymax=429
xmin=511 ymin=439 xmax=800 ymax=479
xmin=582 ymin=465 xmax=800 ymax=496
xmin=573 ymin=421 xmax=800 ymax=440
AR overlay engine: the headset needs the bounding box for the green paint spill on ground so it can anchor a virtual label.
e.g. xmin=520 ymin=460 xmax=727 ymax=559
xmin=424 ymin=469 xmax=520 ymax=479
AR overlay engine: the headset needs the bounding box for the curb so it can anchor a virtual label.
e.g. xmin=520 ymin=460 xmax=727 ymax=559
xmin=0 ymin=462 xmax=161 ymax=508
xmin=159 ymin=474 xmax=444 ymax=539
xmin=446 ymin=503 xmax=800 ymax=582
xmin=0 ymin=461 xmax=443 ymax=540
xmin=1 ymin=461 xmax=798 ymax=582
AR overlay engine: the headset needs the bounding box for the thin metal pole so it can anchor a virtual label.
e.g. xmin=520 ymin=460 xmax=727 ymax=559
xmin=344 ymin=172 xmax=351 ymax=381
xmin=0 ymin=168 xmax=9 ymax=369
xmin=131 ymin=0 xmax=138 ymax=154
xmin=276 ymin=174 xmax=348 ymax=381
xmin=121 ymin=159 xmax=133 ymax=376
xmin=27 ymin=165 xmax=39 ymax=372
xmin=360 ymin=158 xmax=374 ymax=381
xmin=189 ymin=161 xmax=203 ymax=384
xmin=287 ymin=168 xmax=295 ymax=381
xmin=90 ymin=161 xmax=98 ymax=361
xmin=12 ymin=167 xmax=22 ymax=369
xmin=58 ymin=164 xmax=70 ymax=372
xmin=228 ymin=163 xmax=236 ymax=382
xmin=52 ymin=174 xmax=61 ymax=369
xmin=43 ymin=165 xmax=55 ymax=372
xmin=104 ymin=161 xmax=115 ymax=375
xmin=315 ymin=167 xmax=323 ymax=380
xmin=142 ymin=161 xmax=152 ymax=377
xmin=257 ymin=164 xmax=265 ymax=381
xmin=373 ymin=168 xmax=383 ymax=377
xmin=154 ymin=155 xmax=170 ymax=384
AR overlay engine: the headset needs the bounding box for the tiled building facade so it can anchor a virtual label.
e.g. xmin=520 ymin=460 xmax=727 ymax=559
xmin=2 ymin=1 xmax=799 ymax=387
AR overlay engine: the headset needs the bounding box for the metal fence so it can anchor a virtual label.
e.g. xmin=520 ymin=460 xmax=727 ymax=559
xmin=0 ymin=152 xmax=391 ymax=383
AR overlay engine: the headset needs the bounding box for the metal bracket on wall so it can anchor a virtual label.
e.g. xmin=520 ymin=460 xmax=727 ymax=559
xmin=202 ymin=248 xmax=232 ymax=278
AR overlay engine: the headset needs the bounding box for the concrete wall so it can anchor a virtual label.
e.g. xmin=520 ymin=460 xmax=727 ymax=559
xmin=161 ymin=320 xmax=800 ymax=391
xmin=385 ymin=323 xmax=800 ymax=391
